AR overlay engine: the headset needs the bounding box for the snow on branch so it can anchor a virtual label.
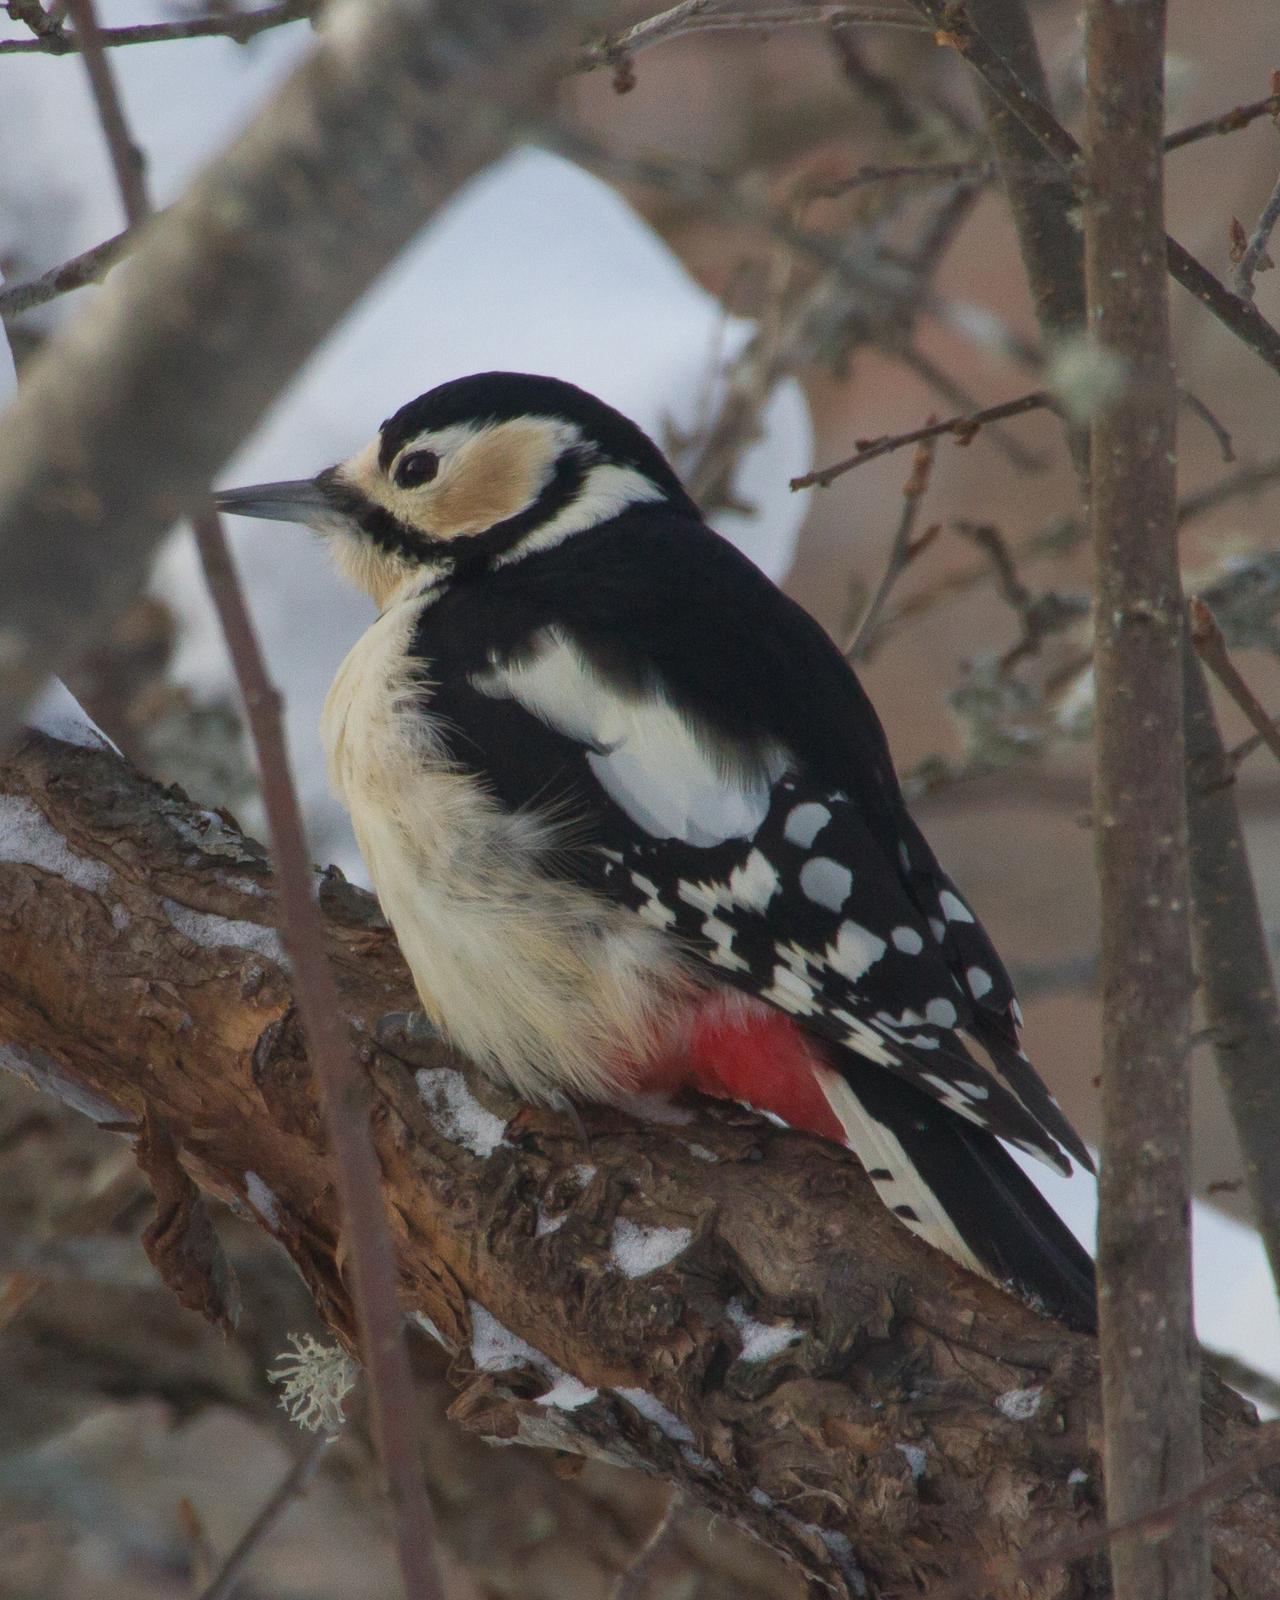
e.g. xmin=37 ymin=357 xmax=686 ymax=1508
xmin=0 ymin=729 xmax=1276 ymax=1599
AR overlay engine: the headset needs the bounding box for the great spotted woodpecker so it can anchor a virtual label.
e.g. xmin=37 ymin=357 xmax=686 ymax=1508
xmin=217 ymin=371 xmax=1096 ymax=1331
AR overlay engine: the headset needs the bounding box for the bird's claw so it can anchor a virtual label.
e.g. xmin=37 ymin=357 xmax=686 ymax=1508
xmin=375 ymin=1009 xmax=442 ymax=1068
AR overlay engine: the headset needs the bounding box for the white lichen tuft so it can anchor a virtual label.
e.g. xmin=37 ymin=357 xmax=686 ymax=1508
xmin=609 ymin=1218 xmax=692 ymax=1278
xmin=1044 ymin=334 xmax=1129 ymax=425
xmin=268 ymin=1333 xmax=358 ymax=1437
xmin=996 ymin=1385 xmax=1044 ymax=1421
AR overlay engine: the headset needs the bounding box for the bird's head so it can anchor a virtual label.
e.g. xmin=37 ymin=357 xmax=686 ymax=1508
xmin=216 ymin=372 xmax=699 ymax=606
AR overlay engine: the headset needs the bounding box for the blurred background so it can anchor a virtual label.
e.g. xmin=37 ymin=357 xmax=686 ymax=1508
xmin=2 ymin=0 xmax=1279 ymax=1594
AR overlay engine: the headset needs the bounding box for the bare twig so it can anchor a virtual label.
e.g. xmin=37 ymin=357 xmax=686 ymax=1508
xmin=1179 ymin=388 xmax=1235 ymax=463
xmin=802 ymin=158 xmax=999 ymax=199
xmin=0 ymin=224 xmax=137 ymax=317
xmin=197 ymin=1435 xmax=330 ymax=1600
xmin=0 ymin=0 xmax=310 ymax=53
xmin=895 ymin=347 xmax=1048 ymax=470
xmin=608 ymin=1491 xmax=687 ymax=1600
xmin=792 ymin=389 xmax=1051 ymax=489
xmin=576 ymin=2 xmax=929 ymax=76
xmin=847 ymin=435 xmax=938 ymax=659
xmin=61 ymin=4 xmax=471 ymax=1596
xmin=909 ymin=0 xmax=1280 ymax=381
xmin=1164 ymin=91 xmax=1280 ymax=153
xmin=1233 ymin=172 xmax=1280 ymax=301
xmin=193 ymin=516 xmax=449 ymax=1600
xmin=963 ymin=0 xmax=1086 ymax=476
xmin=1084 ymin=2 xmax=1208 ymax=1595
xmin=1190 ymin=598 xmax=1280 ymax=767
xmin=62 ymin=0 xmax=148 ymax=224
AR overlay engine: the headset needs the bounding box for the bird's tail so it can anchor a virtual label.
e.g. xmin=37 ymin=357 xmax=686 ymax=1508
xmin=815 ymin=1057 xmax=1097 ymax=1333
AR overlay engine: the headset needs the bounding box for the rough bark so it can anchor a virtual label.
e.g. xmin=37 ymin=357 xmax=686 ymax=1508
xmin=0 ymin=0 xmax=614 ymax=743
xmin=0 ymin=1078 xmax=800 ymax=1600
xmin=1 ymin=733 xmax=1277 ymax=1599
xmin=1084 ymin=4 xmax=1209 ymax=1598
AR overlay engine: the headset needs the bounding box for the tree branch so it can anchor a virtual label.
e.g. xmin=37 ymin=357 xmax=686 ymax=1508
xmin=2 ymin=734 xmax=1278 ymax=1600
xmin=791 ymin=389 xmax=1050 ymax=489
xmin=1084 ymin=4 xmax=1208 ymax=1597
xmin=907 ymin=0 xmax=1280 ymax=380
xmin=0 ymin=0 xmax=617 ymax=745
xmin=0 ymin=223 xmax=137 ymax=317
xmin=0 ymin=0 xmax=311 ymax=54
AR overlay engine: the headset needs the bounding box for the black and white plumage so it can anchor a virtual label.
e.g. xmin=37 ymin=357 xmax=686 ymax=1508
xmin=217 ymin=372 xmax=1097 ymax=1331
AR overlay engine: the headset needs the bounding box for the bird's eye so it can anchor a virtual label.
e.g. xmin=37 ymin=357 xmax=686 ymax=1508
xmin=394 ymin=449 xmax=440 ymax=489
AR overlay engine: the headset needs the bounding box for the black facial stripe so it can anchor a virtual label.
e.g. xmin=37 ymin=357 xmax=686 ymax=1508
xmin=316 ymin=468 xmax=429 ymax=563
xmin=319 ymin=447 xmax=599 ymax=575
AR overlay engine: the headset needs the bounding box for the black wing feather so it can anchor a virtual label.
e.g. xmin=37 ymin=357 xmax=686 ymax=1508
xmin=416 ymin=506 xmax=1088 ymax=1173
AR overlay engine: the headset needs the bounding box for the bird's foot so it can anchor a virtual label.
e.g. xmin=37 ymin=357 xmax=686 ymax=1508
xmin=375 ymin=1009 xmax=443 ymax=1069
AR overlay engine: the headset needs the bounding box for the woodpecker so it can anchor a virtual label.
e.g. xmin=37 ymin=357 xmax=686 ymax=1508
xmin=218 ymin=371 xmax=1096 ymax=1331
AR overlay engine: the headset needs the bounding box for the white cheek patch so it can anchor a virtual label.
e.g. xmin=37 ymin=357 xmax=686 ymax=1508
xmin=472 ymin=629 xmax=790 ymax=847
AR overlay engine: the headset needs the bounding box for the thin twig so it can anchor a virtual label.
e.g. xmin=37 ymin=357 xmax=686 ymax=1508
xmin=802 ymin=158 xmax=999 ymax=199
xmin=1233 ymin=171 xmax=1280 ymax=301
xmin=1189 ymin=598 xmax=1280 ymax=767
xmin=893 ymin=348 xmax=1048 ymax=471
xmin=909 ymin=0 xmax=1280 ymax=381
xmin=1179 ymin=387 xmax=1235 ymax=463
xmin=576 ymin=2 xmax=928 ymax=75
xmin=192 ymin=514 xmax=447 ymax=1600
xmin=197 ymin=1435 xmax=330 ymax=1600
xmin=0 ymin=0 xmax=309 ymax=53
xmin=1164 ymin=91 xmax=1280 ymax=153
xmin=847 ymin=435 xmax=938 ymax=659
xmin=608 ymin=1491 xmax=686 ymax=1600
xmin=62 ymin=0 xmax=148 ymax=223
xmin=0 ymin=223 xmax=138 ymax=317
xmin=792 ymin=390 xmax=1051 ymax=489
xmin=63 ymin=4 xmax=446 ymax=1595
xmin=863 ymin=454 xmax=1280 ymax=654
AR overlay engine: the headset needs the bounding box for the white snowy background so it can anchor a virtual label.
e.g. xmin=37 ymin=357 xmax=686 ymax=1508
xmin=1 ymin=2 xmax=1275 ymax=1412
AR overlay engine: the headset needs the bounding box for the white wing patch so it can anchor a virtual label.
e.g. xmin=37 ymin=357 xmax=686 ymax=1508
xmin=471 ymin=628 xmax=789 ymax=845
xmin=812 ymin=1065 xmax=988 ymax=1280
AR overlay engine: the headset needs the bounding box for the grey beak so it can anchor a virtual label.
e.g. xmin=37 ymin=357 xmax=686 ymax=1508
xmin=215 ymin=477 xmax=344 ymax=531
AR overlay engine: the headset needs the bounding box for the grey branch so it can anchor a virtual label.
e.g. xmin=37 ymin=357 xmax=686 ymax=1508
xmin=0 ymin=0 xmax=617 ymax=747
xmin=0 ymin=224 xmax=138 ymax=317
xmin=0 ymin=0 xmax=310 ymax=54
xmin=576 ymin=2 xmax=929 ymax=76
